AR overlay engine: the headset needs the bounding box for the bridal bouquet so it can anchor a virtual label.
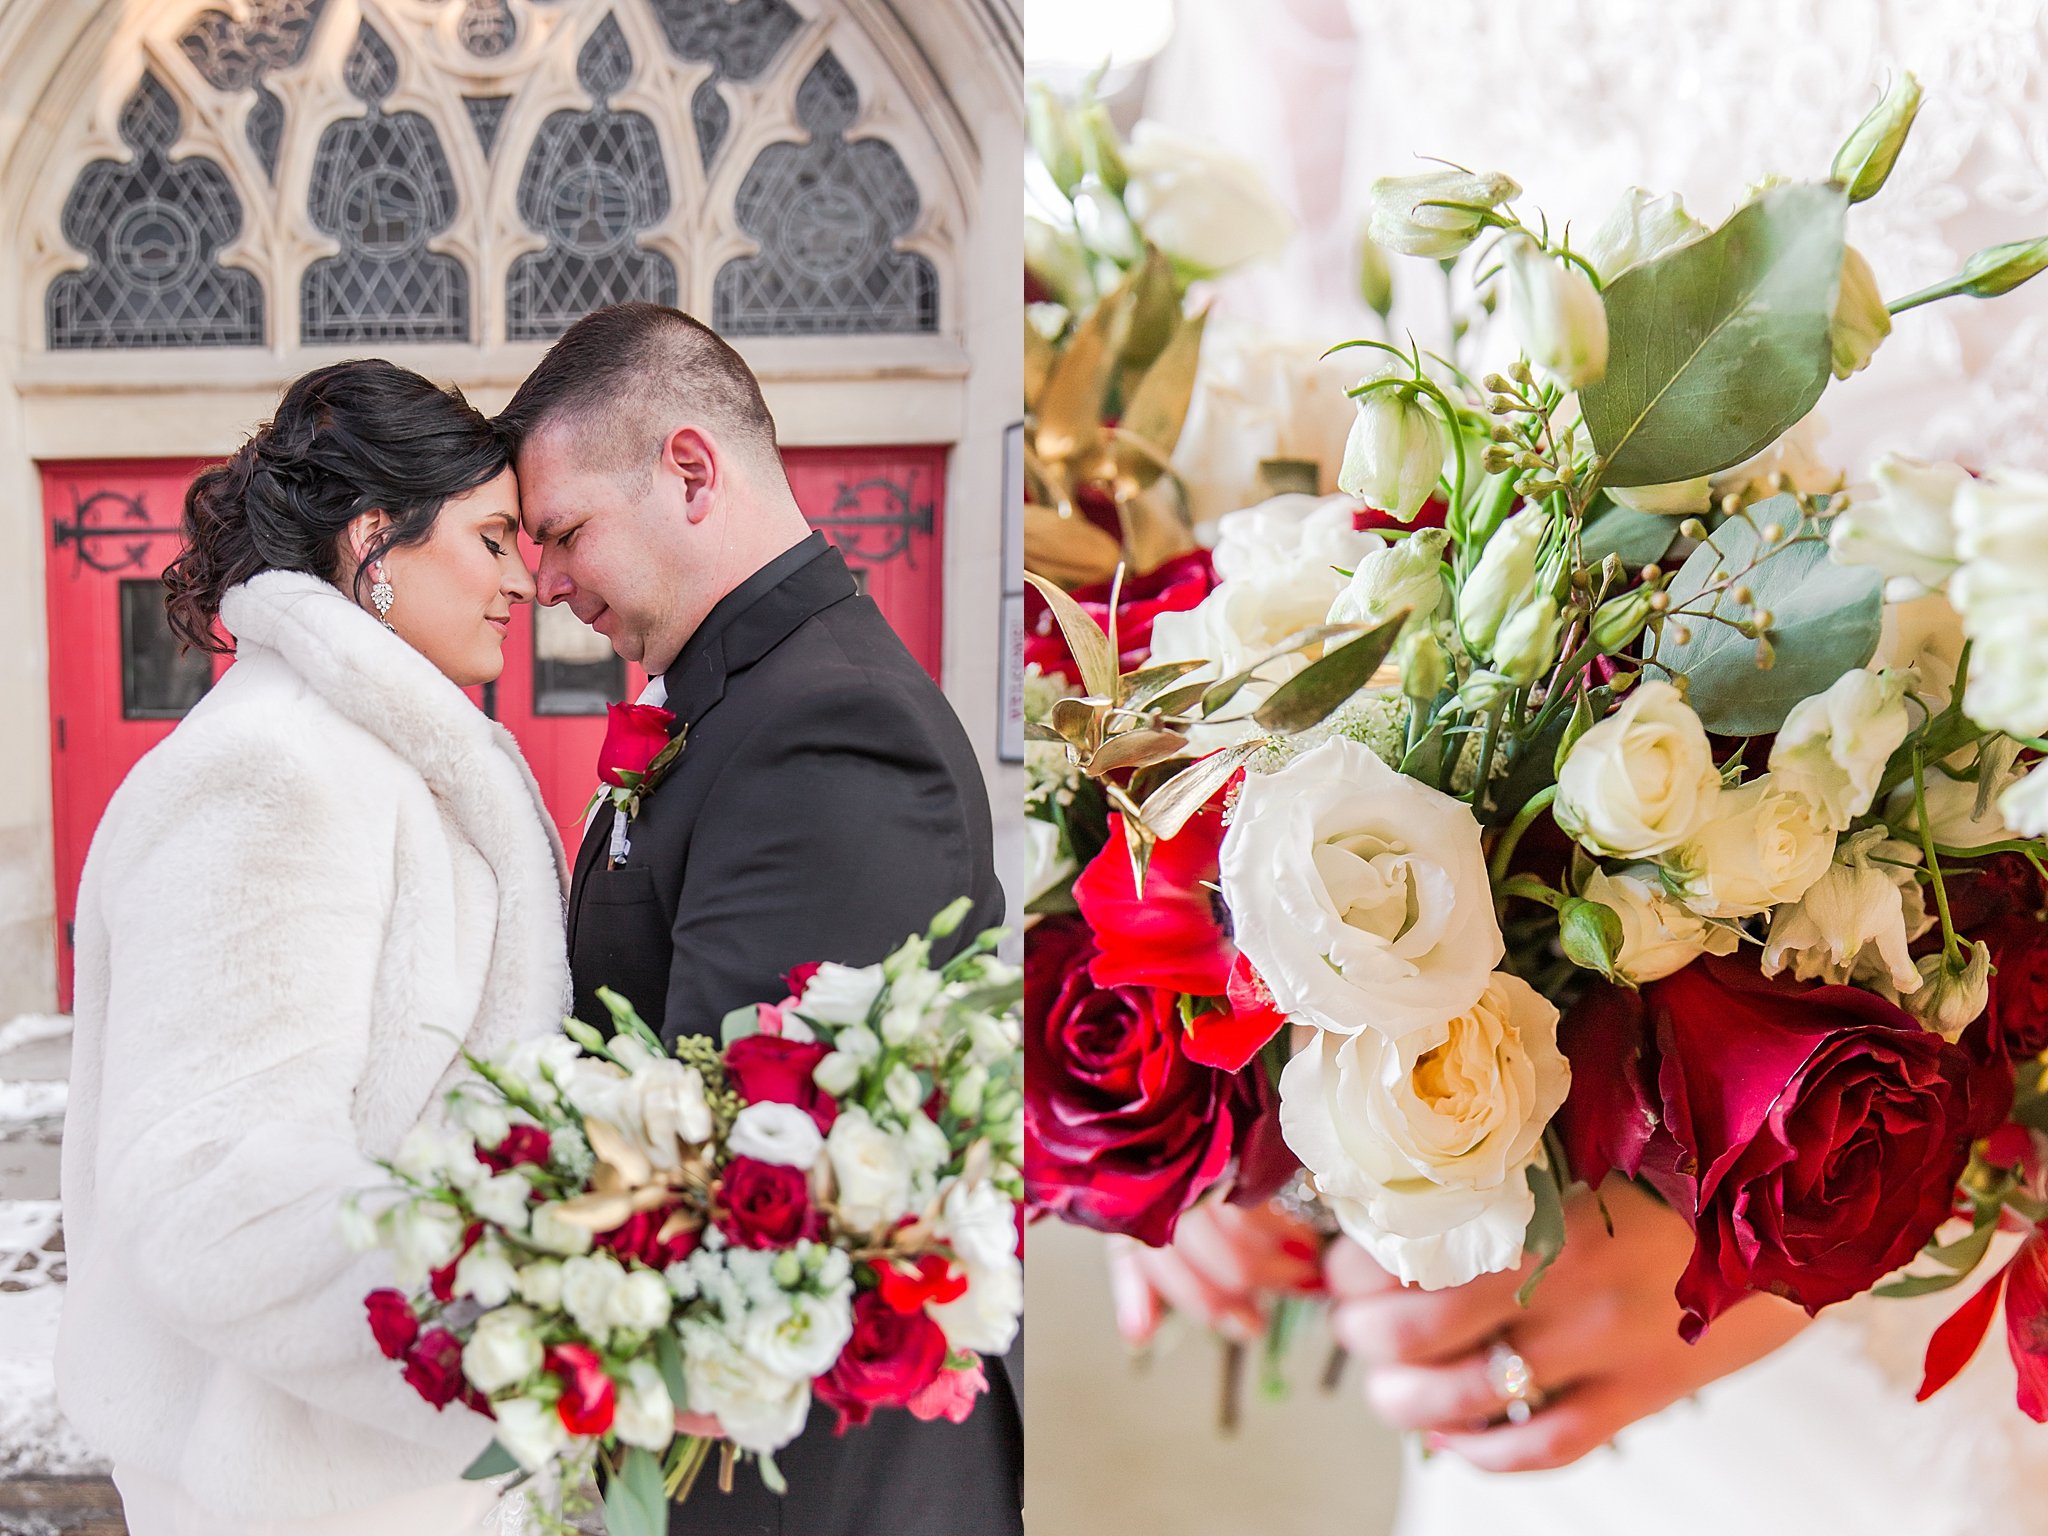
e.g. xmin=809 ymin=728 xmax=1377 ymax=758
xmin=1023 ymin=73 xmax=2048 ymax=1414
xmin=346 ymin=903 xmax=1022 ymax=1534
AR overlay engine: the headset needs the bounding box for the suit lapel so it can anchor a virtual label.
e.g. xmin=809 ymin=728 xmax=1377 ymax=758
xmin=565 ymin=793 xmax=613 ymax=955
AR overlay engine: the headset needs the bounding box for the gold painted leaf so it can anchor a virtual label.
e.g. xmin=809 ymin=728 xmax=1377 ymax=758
xmin=1024 ymin=504 xmax=1122 ymax=588
xmin=1111 ymin=308 xmax=1209 ymax=493
xmin=1024 ymin=567 xmax=1119 ymax=700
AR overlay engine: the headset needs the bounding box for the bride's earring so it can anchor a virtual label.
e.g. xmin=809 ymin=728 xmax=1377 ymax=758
xmin=371 ymin=564 xmax=396 ymax=632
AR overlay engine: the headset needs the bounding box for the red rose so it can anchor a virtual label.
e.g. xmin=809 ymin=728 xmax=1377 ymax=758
xmin=905 ymin=1362 xmax=988 ymax=1424
xmin=597 ymin=1205 xmax=701 ymax=1269
xmin=816 ymin=1291 xmax=949 ymax=1432
xmin=365 ymin=1289 xmax=419 ymax=1361
xmin=717 ymin=1156 xmax=817 ymax=1249
xmin=785 ymin=960 xmax=824 ymax=997
xmin=874 ymin=1254 xmax=969 ymax=1314
xmin=596 ymin=702 xmax=676 ymax=788
xmin=428 ymin=1222 xmax=485 ymax=1304
xmin=1972 ymin=914 xmax=2048 ymax=1060
xmin=1024 ymin=550 xmax=1215 ymax=683
xmin=725 ymin=1034 xmax=839 ymax=1133
xmin=1025 ymin=917 xmax=1268 ymax=1246
xmin=401 ymin=1327 xmax=466 ymax=1409
xmin=476 ymin=1123 xmax=552 ymax=1174
xmin=1076 ymin=807 xmax=1234 ymax=996
xmin=545 ymin=1343 xmax=616 ymax=1436
xmin=1354 ymin=493 xmax=1448 ymax=535
xmin=1559 ymin=958 xmax=1985 ymax=1339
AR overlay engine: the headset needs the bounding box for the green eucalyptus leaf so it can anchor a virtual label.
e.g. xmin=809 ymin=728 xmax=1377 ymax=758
xmin=1581 ymin=183 xmax=1847 ymax=487
xmin=463 ymin=1441 xmax=522 ymax=1480
xmin=1578 ymin=496 xmax=1682 ymax=568
xmin=1873 ymin=1270 xmax=1971 ymax=1300
xmin=1516 ymin=1158 xmax=1568 ymax=1307
xmin=1656 ymin=497 xmax=1881 ymax=734
xmin=604 ymin=1447 xmax=669 ymax=1536
xmin=656 ymin=1327 xmax=690 ymax=1411
xmin=719 ymin=1003 xmax=762 ymax=1047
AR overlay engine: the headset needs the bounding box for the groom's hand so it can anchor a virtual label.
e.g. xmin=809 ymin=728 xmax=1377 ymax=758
xmin=1323 ymin=1178 xmax=1812 ymax=1472
xmin=1107 ymin=1198 xmax=1324 ymax=1346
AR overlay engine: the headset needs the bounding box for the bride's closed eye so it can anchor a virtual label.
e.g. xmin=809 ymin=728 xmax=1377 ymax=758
xmin=482 ymin=534 xmax=508 ymax=557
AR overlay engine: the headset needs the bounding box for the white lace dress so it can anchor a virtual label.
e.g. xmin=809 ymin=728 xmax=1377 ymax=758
xmin=1144 ymin=3 xmax=2048 ymax=1530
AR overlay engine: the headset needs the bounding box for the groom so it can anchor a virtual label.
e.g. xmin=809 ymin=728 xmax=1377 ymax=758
xmin=498 ymin=303 xmax=1022 ymax=1536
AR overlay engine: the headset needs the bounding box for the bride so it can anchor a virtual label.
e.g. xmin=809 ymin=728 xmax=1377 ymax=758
xmin=1117 ymin=1 xmax=2048 ymax=1531
xmin=54 ymin=360 xmax=570 ymax=1534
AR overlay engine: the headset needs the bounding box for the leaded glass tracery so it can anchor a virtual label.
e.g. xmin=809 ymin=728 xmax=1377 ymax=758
xmin=645 ymin=0 xmax=802 ymax=169
xmin=505 ymin=14 xmax=676 ymax=341
xmin=301 ymin=22 xmax=468 ymax=343
xmin=713 ymin=51 xmax=937 ymax=336
xmin=47 ymin=73 xmax=265 ymax=350
xmin=178 ymin=0 xmax=326 ymax=181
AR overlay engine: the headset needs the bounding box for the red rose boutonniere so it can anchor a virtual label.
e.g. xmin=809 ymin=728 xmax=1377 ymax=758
xmin=586 ymin=703 xmax=686 ymax=863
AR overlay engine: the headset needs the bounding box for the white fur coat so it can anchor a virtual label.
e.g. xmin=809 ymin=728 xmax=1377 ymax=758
xmin=55 ymin=570 xmax=571 ymax=1520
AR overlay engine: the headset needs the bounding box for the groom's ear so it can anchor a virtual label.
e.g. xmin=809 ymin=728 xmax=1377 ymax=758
xmin=664 ymin=426 xmax=718 ymax=523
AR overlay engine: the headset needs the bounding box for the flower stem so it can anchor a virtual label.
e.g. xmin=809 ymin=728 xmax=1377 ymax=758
xmin=1912 ymin=751 xmax=1964 ymax=963
xmin=1489 ymin=785 xmax=1559 ymax=885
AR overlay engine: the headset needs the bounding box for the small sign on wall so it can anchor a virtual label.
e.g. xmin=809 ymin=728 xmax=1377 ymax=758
xmin=998 ymin=420 xmax=1025 ymax=763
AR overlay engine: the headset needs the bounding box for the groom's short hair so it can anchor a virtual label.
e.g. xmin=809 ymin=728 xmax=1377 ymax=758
xmin=496 ymin=303 xmax=781 ymax=479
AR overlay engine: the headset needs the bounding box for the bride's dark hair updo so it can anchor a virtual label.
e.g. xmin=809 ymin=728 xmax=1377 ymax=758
xmin=163 ymin=359 xmax=510 ymax=653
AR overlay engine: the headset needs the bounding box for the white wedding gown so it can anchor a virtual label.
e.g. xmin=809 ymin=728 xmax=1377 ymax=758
xmin=1144 ymin=2 xmax=2048 ymax=1531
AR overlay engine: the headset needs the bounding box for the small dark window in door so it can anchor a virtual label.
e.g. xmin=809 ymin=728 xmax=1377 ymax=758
xmin=119 ymin=578 xmax=212 ymax=719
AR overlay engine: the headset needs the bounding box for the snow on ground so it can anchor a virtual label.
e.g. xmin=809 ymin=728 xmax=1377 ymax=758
xmin=0 ymin=1016 xmax=69 ymax=1056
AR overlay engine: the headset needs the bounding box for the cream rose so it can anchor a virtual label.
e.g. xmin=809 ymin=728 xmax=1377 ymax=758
xmin=1554 ymin=681 xmax=1721 ymax=858
xmin=1122 ymin=120 xmax=1296 ymax=276
xmin=460 ymin=1305 xmax=543 ymax=1394
xmin=1580 ymin=866 xmax=1739 ymax=983
xmin=1277 ymin=971 xmax=1570 ymax=1289
xmin=1221 ymin=736 xmax=1502 ymax=1038
xmin=1667 ymin=774 xmax=1838 ymax=918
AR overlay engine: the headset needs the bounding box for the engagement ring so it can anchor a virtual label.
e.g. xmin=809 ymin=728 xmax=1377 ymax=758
xmin=1485 ymin=1339 xmax=1544 ymax=1425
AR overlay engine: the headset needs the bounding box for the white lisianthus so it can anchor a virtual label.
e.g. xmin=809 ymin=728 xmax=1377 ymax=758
xmin=728 ymin=1101 xmax=826 ymax=1170
xmin=1583 ymin=186 xmax=1705 ymax=283
xmin=1767 ymin=669 xmax=1912 ymax=831
xmin=469 ymin=1172 xmax=533 ymax=1232
xmin=1829 ymin=245 xmax=1892 ymax=379
xmin=1220 ymin=736 xmax=1502 ymax=1037
xmin=1667 ymin=775 xmax=1838 ymax=918
xmin=516 ymin=1259 xmax=565 ymax=1309
xmin=560 ymin=1252 xmax=629 ymax=1336
xmin=796 ymin=962 xmax=885 ymax=1027
xmin=1338 ymin=383 xmax=1445 ymax=523
xmin=1762 ymin=829 xmax=1930 ymax=993
xmin=1122 ymin=120 xmax=1296 ymax=275
xmin=679 ymin=1323 xmax=812 ymax=1455
xmin=452 ymin=1242 xmax=520 ymax=1308
xmin=453 ymin=1095 xmax=511 ymax=1150
xmin=1457 ymin=509 xmax=1546 ymax=658
xmin=1554 ymin=681 xmax=1721 ymax=858
xmin=1025 ymin=817 xmax=1074 ymax=911
xmin=880 ymin=968 xmax=945 ymax=1048
xmin=1829 ymin=454 xmax=1969 ymax=600
xmin=825 ymin=1108 xmax=916 ymax=1230
xmin=1367 ymin=169 xmax=1520 ymax=258
xmin=903 ymin=1111 xmax=950 ymax=1176
xmin=461 ymin=1305 xmax=543 ymax=1394
xmin=387 ymin=1199 xmax=467 ymax=1285
xmin=394 ymin=1126 xmax=485 ymax=1190
xmin=1328 ymin=527 xmax=1448 ymax=637
xmin=1580 ymin=866 xmax=1740 ymax=983
xmin=492 ymin=1396 xmax=570 ymax=1473
xmin=812 ymin=1051 xmax=863 ymax=1098
xmin=1872 ymin=592 xmax=1966 ymax=713
xmin=1278 ymin=971 xmax=1570 ymax=1289
xmin=930 ymin=1257 xmax=1024 ymax=1355
xmin=938 ymin=1179 xmax=1021 ymax=1273
xmin=1504 ymin=235 xmax=1608 ymax=387
xmin=605 ymin=1269 xmax=674 ymax=1335
xmin=526 ymin=1201 xmax=595 ymax=1257
xmin=2000 ymin=761 xmax=2048 ymax=839
xmin=741 ymin=1288 xmax=856 ymax=1381
xmin=1491 ymin=594 xmax=1561 ymax=686
xmin=611 ymin=1359 xmax=676 ymax=1452
xmin=1953 ymin=468 xmax=2048 ymax=736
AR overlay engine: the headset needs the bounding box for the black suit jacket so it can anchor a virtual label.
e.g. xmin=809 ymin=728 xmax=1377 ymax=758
xmin=566 ymin=535 xmax=1022 ymax=1536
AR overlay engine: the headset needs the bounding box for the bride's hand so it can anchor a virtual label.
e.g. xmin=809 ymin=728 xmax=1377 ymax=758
xmin=1324 ymin=1178 xmax=1812 ymax=1472
xmin=1107 ymin=1198 xmax=1324 ymax=1347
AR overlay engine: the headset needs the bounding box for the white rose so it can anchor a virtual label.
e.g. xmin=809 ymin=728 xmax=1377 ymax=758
xmin=825 ymin=1108 xmax=916 ymax=1230
xmin=1581 ymin=866 xmax=1739 ymax=983
xmin=469 ymin=1172 xmax=533 ymax=1233
xmin=740 ymin=1288 xmax=855 ymax=1381
xmin=1025 ymin=817 xmax=1074 ymax=910
xmin=937 ymin=1179 xmax=1020 ymax=1273
xmin=1328 ymin=528 xmax=1448 ymax=637
xmin=796 ymin=963 xmax=885 ymax=1027
xmin=604 ymin=1269 xmax=674 ymax=1335
xmin=526 ymin=1202 xmax=594 ymax=1257
xmin=727 ymin=1101 xmax=826 ymax=1170
xmin=388 ymin=1200 xmax=467 ymax=1285
xmin=1504 ymin=234 xmax=1608 ymax=388
xmin=492 ymin=1396 xmax=569 ymax=1473
xmin=929 ymin=1257 xmax=1023 ymax=1355
xmin=1954 ymin=468 xmax=2048 ymax=736
xmin=679 ymin=1323 xmax=812 ymax=1455
xmin=461 ymin=1305 xmax=543 ymax=1394
xmin=2000 ymin=761 xmax=2048 ymax=840
xmin=1668 ymin=775 xmax=1838 ymax=918
xmin=1829 ymin=454 xmax=1968 ymax=600
xmin=1762 ymin=829 xmax=1931 ymax=993
xmin=1584 ymin=186 xmax=1705 ymax=283
xmin=1872 ymin=591 xmax=1966 ymax=713
xmin=1220 ymin=736 xmax=1502 ymax=1038
xmin=1122 ymin=120 xmax=1296 ymax=275
xmin=452 ymin=1243 xmax=520 ymax=1308
xmin=515 ymin=1260 xmax=564 ymax=1310
xmin=560 ymin=1253 xmax=628 ymax=1336
xmin=1767 ymin=669 xmax=1912 ymax=831
xmin=1278 ymin=972 xmax=1570 ymax=1289
xmin=1555 ymin=681 xmax=1721 ymax=858
xmin=611 ymin=1359 xmax=676 ymax=1452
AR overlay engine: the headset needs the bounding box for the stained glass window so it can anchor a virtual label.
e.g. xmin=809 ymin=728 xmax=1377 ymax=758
xmin=301 ymin=22 xmax=469 ymax=344
xmin=644 ymin=0 xmax=801 ymax=169
xmin=47 ymin=73 xmax=265 ymax=350
xmin=178 ymin=0 xmax=326 ymax=181
xmin=713 ymin=52 xmax=937 ymax=336
xmin=505 ymin=14 xmax=676 ymax=341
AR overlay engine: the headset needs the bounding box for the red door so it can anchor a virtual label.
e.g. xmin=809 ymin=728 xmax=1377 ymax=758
xmin=43 ymin=447 xmax=948 ymax=1007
